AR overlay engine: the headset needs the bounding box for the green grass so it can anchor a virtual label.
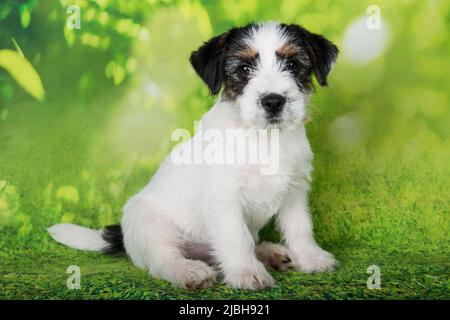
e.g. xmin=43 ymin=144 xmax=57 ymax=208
xmin=0 ymin=110 xmax=448 ymax=299
xmin=1 ymin=244 xmax=447 ymax=299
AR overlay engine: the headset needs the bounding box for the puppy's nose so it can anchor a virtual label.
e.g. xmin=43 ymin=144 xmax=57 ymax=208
xmin=261 ymin=93 xmax=286 ymax=114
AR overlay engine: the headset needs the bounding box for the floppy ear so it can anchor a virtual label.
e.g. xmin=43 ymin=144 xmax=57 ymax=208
xmin=299 ymin=26 xmax=339 ymax=86
xmin=190 ymin=33 xmax=228 ymax=95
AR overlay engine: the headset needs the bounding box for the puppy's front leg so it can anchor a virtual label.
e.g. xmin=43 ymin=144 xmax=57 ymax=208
xmin=277 ymin=183 xmax=338 ymax=273
xmin=204 ymin=199 xmax=275 ymax=290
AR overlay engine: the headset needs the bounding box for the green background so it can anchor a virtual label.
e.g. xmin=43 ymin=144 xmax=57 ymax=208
xmin=0 ymin=0 xmax=448 ymax=299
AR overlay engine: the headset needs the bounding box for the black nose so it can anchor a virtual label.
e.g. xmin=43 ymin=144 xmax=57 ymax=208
xmin=261 ymin=93 xmax=286 ymax=114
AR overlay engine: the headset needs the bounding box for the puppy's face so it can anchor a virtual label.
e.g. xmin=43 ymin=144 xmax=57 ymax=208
xmin=190 ymin=22 xmax=338 ymax=129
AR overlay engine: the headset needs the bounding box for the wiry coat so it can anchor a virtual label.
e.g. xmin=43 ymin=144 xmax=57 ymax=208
xmin=48 ymin=22 xmax=339 ymax=290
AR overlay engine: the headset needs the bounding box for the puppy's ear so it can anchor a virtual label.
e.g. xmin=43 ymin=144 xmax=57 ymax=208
xmin=190 ymin=32 xmax=228 ymax=95
xmin=290 ymin=25 xmax=339 ymax=86
xmin=303 ymin=28 xmax=338 ymax=86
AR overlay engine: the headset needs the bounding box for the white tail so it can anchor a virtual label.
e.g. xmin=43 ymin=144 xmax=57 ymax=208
xmin=47 ymin=223 xmax=109 ymax=252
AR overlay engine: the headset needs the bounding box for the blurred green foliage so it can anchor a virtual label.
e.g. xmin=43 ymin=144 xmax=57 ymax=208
xmin=0 ymin=49 xmax=45 ymax=101
xmin=0 ymin=0 xmax=448 ymax=298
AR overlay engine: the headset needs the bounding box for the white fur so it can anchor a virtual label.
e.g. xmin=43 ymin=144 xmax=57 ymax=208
xmin=48 ymin=22 xmax=337 ymax=290
xmin=239 ymin=22 xmax=307 ymax=130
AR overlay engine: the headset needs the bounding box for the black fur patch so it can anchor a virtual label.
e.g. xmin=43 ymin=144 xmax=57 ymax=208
xmin=101 ymin=224 xmax=125 ymax=255
xmin=190 ymin=23 xmax=258 ymax=97
xmin=222 ymin=24 xmax=260 ymax=99
xmin=275 ymin=40 xmax=314 ymax=92
xmin=280 ymin=24 xmax=339 ymax=87
xmin=189 ymin=33 xmax=227 ymax=95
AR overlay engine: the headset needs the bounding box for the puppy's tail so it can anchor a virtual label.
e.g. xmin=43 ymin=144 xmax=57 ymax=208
xmin=47 ymin=223 xmax=124 ymax=255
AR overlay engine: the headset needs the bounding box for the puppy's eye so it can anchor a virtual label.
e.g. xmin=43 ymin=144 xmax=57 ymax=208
xmin=285 ymin=59 xmax=299 ymax=72
xmin=237 ymin=64 xmax=252 ymax=76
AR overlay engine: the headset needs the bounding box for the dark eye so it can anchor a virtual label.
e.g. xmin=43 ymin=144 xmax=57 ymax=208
xmin=237 ymin=64 xmax=252 ymax=76
xmin=285 ymin=59 xmax=299 ymax=72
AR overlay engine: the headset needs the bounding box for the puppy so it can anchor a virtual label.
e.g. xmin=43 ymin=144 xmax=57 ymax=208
xmin=49 ymin=21 xmax=339 ymax=290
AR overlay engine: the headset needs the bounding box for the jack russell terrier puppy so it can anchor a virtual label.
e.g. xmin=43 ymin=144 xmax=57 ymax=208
xmin=49 ymin=21 xmax=339 ymax=290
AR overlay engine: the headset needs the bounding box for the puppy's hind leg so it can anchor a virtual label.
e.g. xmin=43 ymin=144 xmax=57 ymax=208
xmin=121 ymin=197 xmax=217 ymax=290
xmin=181 ymin=241 xmax=217 ymax=268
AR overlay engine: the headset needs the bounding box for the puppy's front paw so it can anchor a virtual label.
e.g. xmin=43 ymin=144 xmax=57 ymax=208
xmin=294 ymin=248 xmax=339 ymax=273
xmin=224 ymin=264 xmax=276 ymax=290
xmin=174 ymin=260 xmax=218 ymax=290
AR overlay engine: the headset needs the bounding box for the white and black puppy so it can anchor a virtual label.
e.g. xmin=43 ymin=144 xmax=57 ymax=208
xmin=49 ymin=21 xmax=339 ymax=290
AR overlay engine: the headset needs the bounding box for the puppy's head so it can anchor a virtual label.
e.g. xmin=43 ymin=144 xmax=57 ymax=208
xmin=190 ymin=22 xmax=338 ymax=129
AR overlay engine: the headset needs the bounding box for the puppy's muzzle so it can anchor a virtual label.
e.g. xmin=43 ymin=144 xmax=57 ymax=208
xmin=261 ymin=93 xmax=286 ymax=117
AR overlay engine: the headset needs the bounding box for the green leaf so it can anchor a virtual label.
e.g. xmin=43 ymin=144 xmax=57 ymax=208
xmin=19 ymin=5 xmax=31 ymax=28
xmin=0 ymin=49 xmax=45 ymax=101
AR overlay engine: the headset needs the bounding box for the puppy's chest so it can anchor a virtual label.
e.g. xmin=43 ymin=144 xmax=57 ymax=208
xmin=240 ymin=172 xmax=289 ymax=208
xmin=238 ymin=153 xmax=310 ymax=213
